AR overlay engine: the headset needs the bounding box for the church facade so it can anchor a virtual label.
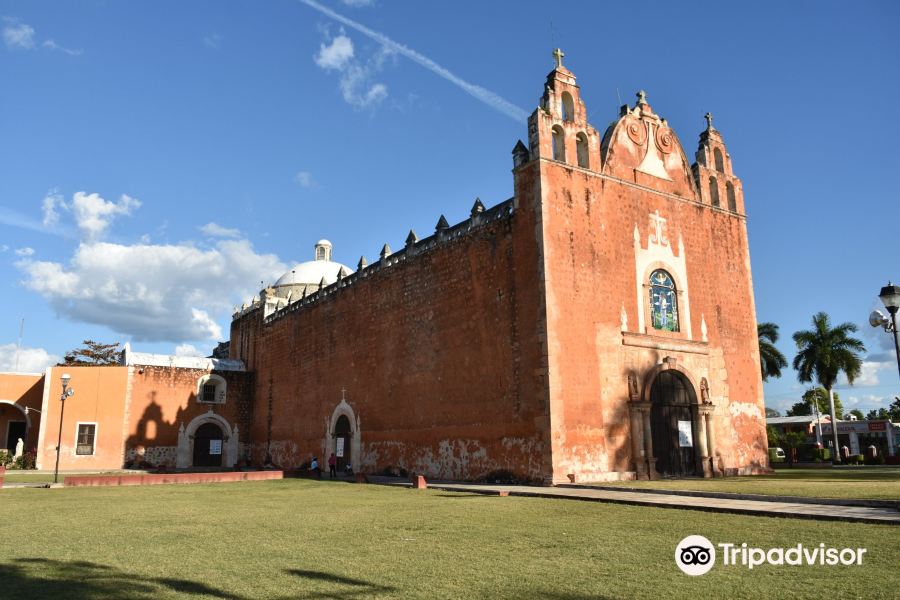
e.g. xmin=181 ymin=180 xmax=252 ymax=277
xmin=229 ymin=53 xmax=769 ymax=484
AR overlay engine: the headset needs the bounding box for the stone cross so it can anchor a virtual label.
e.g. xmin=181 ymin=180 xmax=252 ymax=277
xmin=704 ymin=112 xmax=714 ymax=130
xmin=341 ymin=387 xmax=347 ymax=402
xmin=637 ymin=90 xmax=647 ymax=104
xmin=552 ymin=48 xmax=564 ymax=68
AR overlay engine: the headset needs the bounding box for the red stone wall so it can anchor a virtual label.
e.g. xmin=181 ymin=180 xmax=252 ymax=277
xmin=231 ymin=204 xmax=552 ymax=482
xmin=125 ymin=366 xmax=251 ymax=467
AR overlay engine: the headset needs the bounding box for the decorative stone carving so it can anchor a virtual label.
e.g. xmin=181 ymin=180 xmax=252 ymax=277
xmin=14 ymin=438 xmax=24 ymax=459
xmin=626 ymin=117 xmax=647 ymax=145
xmin=648 ymin=210 xmax=669 ymax=247
xmin=627 ymin=373 xmax=639 ymax=401
xmin=700 ymin=377 xmax=711 ymax=404
xmin=655 ymin=126 xmax=675 ymax=154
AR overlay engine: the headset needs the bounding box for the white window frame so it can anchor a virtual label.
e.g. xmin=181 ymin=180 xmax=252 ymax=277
xmin=74 ymin=421 xmax=98 ymax=457
xmin=196 ymin=374 xmax=226 ymax=405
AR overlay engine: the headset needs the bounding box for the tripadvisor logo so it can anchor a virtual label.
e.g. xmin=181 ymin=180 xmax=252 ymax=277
xmin=675 ymin=535 xmax=867 ymax=576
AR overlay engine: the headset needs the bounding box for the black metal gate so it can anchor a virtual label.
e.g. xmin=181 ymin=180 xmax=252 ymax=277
xmin=650 ymin=371 xmax=698 ymax=477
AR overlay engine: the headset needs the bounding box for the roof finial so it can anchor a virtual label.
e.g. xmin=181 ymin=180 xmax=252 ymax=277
xmin=636 ymin=90 xmax=647 ymax=105
xmin=704 ymin=112 xmax=714 ymax=130
xmin=552 ymin=48 xmax=565 ymax=68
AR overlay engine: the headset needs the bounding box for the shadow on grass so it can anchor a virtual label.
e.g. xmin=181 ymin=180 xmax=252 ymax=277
xmin=286 ymin=569 xmax=396 ymax=598
xmin=0 ymin=558 xmax=245 ymax=600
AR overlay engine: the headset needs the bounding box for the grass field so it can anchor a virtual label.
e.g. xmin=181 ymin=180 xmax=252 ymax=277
xmin=593 ymin=468 xmax=900 ymax=500
xmin=1 ymin=479 xmax=898 ymax=599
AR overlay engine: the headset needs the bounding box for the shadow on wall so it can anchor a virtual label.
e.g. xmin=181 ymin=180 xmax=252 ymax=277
xmin=124 ymin=395 xmax=193 ymax=469
xmin=0 ymin=558 xmax=243 ymax=600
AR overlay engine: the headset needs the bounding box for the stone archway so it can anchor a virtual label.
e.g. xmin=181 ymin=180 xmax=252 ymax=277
xmin=324 ymin=398 xmax=360 ymax=473
xmin=649 ymin=370 xmax=699 ymax=477
xmin=630 ymin=357 xmax=716 ymax=479
xmin=0 ymin=401 xmax=29 ymax=455
xmin=177 ymin=409 xmax=238 ymax=469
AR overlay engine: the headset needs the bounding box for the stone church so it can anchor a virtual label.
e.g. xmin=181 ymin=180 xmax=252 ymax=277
xmin=228 ymin=51 xmax=769 ymax=483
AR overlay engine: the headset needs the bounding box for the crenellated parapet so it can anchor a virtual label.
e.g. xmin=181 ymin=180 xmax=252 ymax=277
xmin=232 ymin=197 xmax=515 ymax=325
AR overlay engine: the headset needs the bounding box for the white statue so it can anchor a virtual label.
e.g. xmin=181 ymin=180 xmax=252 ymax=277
xmin=14 ymin=437 xmax=24 ymax=459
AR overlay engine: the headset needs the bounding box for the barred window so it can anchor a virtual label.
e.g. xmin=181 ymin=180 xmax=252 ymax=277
xmin=76 ymin=424 xmax=96 ymax=455
xmin=202 ymin=383 xmax=217 ymax=403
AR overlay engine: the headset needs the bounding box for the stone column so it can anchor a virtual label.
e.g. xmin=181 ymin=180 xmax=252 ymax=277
xmin=629 ymin=403 xmax=647 ymax=480
xmin=176 ymin=423 xmax=190 ymax=469
xmin=640 ymin=405 xmax=658 ymax=479
xmin=700 ymin=406 xmax=717 ymax=476
xmin=695 ymin=408 xmax=710 ymax=478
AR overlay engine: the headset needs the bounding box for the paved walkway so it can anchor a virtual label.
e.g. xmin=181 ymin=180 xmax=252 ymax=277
xmin=369 ymin=478 xmax=900 ymax=525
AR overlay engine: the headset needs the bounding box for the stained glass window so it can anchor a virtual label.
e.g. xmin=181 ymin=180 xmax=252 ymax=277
xmin=649 ymin=270 xmax=679 ymax=332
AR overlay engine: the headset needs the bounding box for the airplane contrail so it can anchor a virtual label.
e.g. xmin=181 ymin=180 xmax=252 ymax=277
xmin=298 ymin=0 xmax=529 ymax=123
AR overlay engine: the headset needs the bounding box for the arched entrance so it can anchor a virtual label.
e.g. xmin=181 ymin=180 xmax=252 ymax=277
xmin=0 ymin=401 xmax=29 ymax=455
xmin=649 ymin=370 xmax=699 ymax=477
xmin=192 ymin=422 xmax=224 ymax=467
xmin=334 ymin=415 xmax=352 ymax=471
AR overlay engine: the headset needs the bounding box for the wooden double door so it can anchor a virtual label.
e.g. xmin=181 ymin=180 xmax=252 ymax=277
xmin=650 ymin=371 xmax=699 ymax=477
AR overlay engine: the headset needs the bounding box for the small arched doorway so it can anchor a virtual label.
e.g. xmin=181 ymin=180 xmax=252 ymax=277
xmin=193 ymin=422 xmax=224 ymax=467
xmin=334 ymin=415 xmax=352 ymax=472
xmin=650 ymin=370 xmax=699 ymax=477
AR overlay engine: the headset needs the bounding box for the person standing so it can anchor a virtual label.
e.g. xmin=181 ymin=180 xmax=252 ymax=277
xmin=328 ymin=453 xmax=337 ymax=478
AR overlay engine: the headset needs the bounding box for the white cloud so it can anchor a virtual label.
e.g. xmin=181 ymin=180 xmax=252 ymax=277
xmin=339 ymin=0 xmax=375 ymax=6
xmin=17 ymin=239 xmax=285 ymax=343
xmin=315 ymin=34 xmax=354 ymax=70
xmin=3 ymin=19 xmax=80 ymax=55
xmin=0 ymin=245 xmax=8 ymax=252
xmin=175 ymin=343 xmax=205 ymax=357
xmin=295 ymin=171 xmax=316 ymax=188
xmin=299 ymin=0 xmax=528 ymax=121
xmin=200 ymin=222 xmax=241 ymax=238
xmin=313 ymin=29 xmax=390 ymax=109
xmin=41 ymin=39 xmax=81 ymax=56
xmin=42 ymin=191 xmax=63 ymax=227
xmin=3 ymin=21 xmax=35 ymax=49
xmin=14 ymin=247 xmax=34 ymax=257
xmin=70 ymin=192 xmax=141 ymax=240
xmin=0 ymin=343 xmax=59 ymax=373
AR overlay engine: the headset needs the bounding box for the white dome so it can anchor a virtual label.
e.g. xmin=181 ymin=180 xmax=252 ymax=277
xmin=274 ymin=260 xmax=352 ymax=288
xmin=316 ymin=239 xmax=332 ymax=247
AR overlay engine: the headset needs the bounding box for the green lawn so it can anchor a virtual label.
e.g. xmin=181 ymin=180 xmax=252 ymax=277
xmin=1 ymin=479 xmax=898 ymax=599
xmin=591 ymin=468 xmax=900 ymax=500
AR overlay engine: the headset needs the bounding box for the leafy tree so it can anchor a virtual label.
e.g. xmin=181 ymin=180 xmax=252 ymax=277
xmin=766 ymin=425 xmax=781 ymax=448
xmin=758 ymin=322 xmax=788 ymax=381
xmin=764 ymin=407 xmax=780 ymax=418
xmin=61 ymin=340 xmax=122 ymax=366
xmin=786 ymin=387 xmax=843 ymax=419
xmin=780 ymin=431 xmax=808 ymax=468
xmin=866 ymin=408 xmax=889 ymax=420
xmin=866 ymin=399 xmax=900 ymax=421
xmin=848 ymin=409 xmax=865 ymax=421
xmin=792 ymin=312 xmax=865 ymax=464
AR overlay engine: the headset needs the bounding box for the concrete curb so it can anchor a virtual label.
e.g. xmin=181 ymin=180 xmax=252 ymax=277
xmin=558 ymin=485 xmax=900 ymax=509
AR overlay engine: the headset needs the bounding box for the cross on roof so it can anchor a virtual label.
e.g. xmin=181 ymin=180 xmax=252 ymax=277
xmin=704 ymin=112 xmax=714 ymax=130
xmin=636 ymin=90 xmax=647 ymax=104
xmin=341 ymin=387 xmax=347 ymax=401
xmin=552 ymin=48 xmax=564 ymax=68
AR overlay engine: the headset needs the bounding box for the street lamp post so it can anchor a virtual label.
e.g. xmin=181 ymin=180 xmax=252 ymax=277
xmin=53 ymin=373 xmax=74 ymax=484
xmin=870 ymin=282 xmax=900 ymax=380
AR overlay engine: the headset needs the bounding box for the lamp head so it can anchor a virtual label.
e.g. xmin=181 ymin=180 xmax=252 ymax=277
xmin=869 ymin=310 xmax=889 ymax=328
xmin=60 ymin=373 xmax=71 ymax=387
xmin=879 ymin=281 xmax=900 ymax=315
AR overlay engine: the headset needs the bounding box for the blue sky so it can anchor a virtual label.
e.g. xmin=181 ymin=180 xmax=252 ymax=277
xmin=1 ymin=1 xmax=898 ymax=415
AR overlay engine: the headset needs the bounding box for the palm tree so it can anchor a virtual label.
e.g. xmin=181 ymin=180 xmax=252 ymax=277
xmin=758 ymin=322 xmax=788 ymax=381
xmin=792 ymin=312 xmax=866 ymax=464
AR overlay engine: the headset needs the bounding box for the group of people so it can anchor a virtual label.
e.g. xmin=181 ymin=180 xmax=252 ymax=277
xmin=307 ymin=453 xmax=353 ymax=478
